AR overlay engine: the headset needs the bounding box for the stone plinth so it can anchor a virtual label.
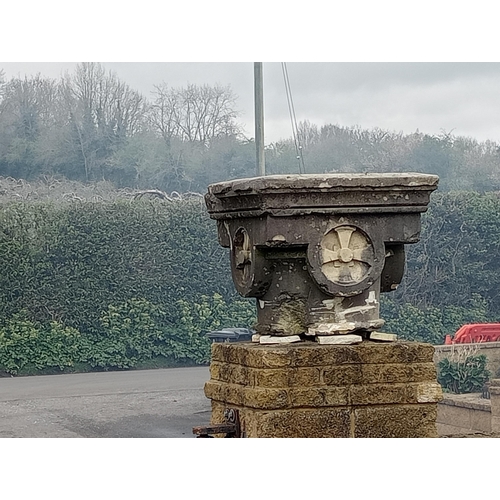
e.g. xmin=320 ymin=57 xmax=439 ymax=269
xmin=205 ymin=341 xmax=443 ymax=438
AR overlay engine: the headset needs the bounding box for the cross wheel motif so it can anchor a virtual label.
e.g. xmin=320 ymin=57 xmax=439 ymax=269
xmin=321 ymin=226 xmax=374 ymax=284
xmin=233 ymin=228 xmax=252 ymax=284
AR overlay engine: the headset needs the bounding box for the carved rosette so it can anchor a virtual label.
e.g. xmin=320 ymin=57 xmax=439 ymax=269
xmin=307 ymin=223 xmax=385 ymax=297
xmin=321 ymin=226 xmax=374 ymax=285
xmin=229 ymin=226 xmax=271 ymax=298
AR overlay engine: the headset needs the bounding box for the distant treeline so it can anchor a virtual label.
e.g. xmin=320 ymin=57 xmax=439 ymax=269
xmin=2 ymin=63 xmax=500 ymax=193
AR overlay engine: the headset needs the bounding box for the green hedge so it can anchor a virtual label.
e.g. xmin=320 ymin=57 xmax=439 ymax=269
xmin=2 ymin=190 xmax=500 ymax=375
xmin=0 ymin=199 xmax=236 ymax=330
xmin=0 ymin=198 xmax=255 ymax=374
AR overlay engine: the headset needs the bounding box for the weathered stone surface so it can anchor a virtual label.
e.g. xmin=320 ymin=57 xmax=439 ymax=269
xmin=370 ymin=332 xmax=398 ymax=342
xmin=210 ymin=360 xmax=438 ymax=388
xmin=209 ymin=362 xmax=254 ymax=386
xmin=211 ymin=341 xmax=435 ymax=368
xmin=206 ymin=173 xmax=439 ymax=219
xmin=206 ymin=381 xmax=351 ymax=409
xmin=490 ymin=379 xmax=500 ymax=418
xmin=308 ymin=322 xmax=357 ymax=336
xmin=206 ymin=339 xmax=440 ymax=437
xmin=491 ymin=416 xmax=500 ymax=434
xmin=353 ymin=404 xmax=439 ymax=438
xmin=249 ymin=408 xmax=352 ymax=438
xmin=321 ymin=365 xmax=363 ymax=386
xmin=210 ymin=363 xmax=324 ymax=388
xmin=259 ymin=335 xmax=302 ymax=344
xmin=203 ymin=171 xmax=440 ymax=437
xmin=417 ymin=382 xmax=443 ymax=403
xmin=349 ymin=383 xmax=414 ymax=405
xmin=360 ymin=362 xmax=437 ymax=384
xmin=354 ymin=342 xmax=435 ymax=364
xmin=205 ymin=380 xmax=290 ymax=410
xmin=207 ymin=379 xmax=441 ymax=410
xmin=206 ymin=173 xmax=438 ymax=337
xmin=287 ymin=387 xmax=349 ymax=407
xmin=204 ymin=380 xmax=244 ymax=407
xmin=349 ymin=382 xmax=442 ymax=406
xmin=211 ymin=343 xmax=293 ymax=368
xmin=253 ymin=367 xmax=321 ymax=388
xmin=316 ymin=334 xmax=363 ymax=345
xmin=211 ymin=401 xmax=439 ymax=438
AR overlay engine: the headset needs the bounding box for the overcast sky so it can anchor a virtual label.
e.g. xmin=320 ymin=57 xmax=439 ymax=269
xmin=2 ymin=62 xmax=500 ymax=145
xmin=3 ymin=3 xmax=499 ymax=147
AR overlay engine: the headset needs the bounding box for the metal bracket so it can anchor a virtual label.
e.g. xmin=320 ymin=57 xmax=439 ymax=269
xmin=192 ymin=408 xmax=241 ymax=438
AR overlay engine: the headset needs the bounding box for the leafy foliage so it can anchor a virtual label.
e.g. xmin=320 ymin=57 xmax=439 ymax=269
xmin=170 ymin=293 xmax=255 ymax=364
xmin=392 ymin=192 xmax=500 ymax=320
xmin=381 ymin=294 xmax=490 ymax=345
xmin=0 ymin=311 xmax=81 ymax=375
xmin=1 ymin=180 xmax=500 ymax=374
xmin=438 ymin=349 xmax=490 ymax=394
xmin=0 ymin=196 xmax=256 ymax=374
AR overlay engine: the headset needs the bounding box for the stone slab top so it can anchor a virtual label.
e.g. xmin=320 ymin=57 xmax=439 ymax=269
xmin=207 ymin=173 xmax=439 ymax=197
xmin=205 ymin=173 xmax=439 ymax=218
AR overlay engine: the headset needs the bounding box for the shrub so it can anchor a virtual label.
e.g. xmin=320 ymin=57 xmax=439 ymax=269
xmin=437 ymin=346 xmax=490 ymax=394
xmin=0 ymin=311 xmax=81 ymax=375
xmin=381 ymin=294 xmax=490 ymax=345
xmin=0 ymin=197 xmax=257 ymax=374
xmin=165 ymin=293 xmax=255 ymax=364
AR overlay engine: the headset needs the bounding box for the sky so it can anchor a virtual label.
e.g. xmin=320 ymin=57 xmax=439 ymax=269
xmin=3 ymin=2 xmax=500 ymax=148
xmin=2 ymin=61 xmax=500 ymax=145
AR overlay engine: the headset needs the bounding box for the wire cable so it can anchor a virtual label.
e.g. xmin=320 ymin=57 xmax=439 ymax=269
xmin=281 ymin=62 xmax=306 ymax=174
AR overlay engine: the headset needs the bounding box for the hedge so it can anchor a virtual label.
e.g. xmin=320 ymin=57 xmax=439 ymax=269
xmin=0 ymin=198 xmax=255 ymax=374
xmin=2 ymin=190 xmax=500 ymax=374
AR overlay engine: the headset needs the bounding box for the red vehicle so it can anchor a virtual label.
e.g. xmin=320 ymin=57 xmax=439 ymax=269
xmin=445 ymin=323 xmax=500 ymax=344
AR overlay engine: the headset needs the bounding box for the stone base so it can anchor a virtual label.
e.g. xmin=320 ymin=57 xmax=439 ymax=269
xmin=204 ymin=341 xmax=442 ymax=438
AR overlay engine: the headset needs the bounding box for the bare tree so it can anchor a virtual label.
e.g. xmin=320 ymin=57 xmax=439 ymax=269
xmin=0 ymin=74 xmax=59 ymax=140
xmin=63 ymin=63 xmax=147 ymax=139
xmin=60 ymin=62 xmax=148 ymax=181
xmin=149 ymin=83 xmax=242 ymax=145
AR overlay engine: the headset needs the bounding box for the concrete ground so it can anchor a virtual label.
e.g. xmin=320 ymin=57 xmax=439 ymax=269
xmin=4 ymin=367 xmax=497 ymax=438
xmin=0 ymin=367 xmax=211 ymax=438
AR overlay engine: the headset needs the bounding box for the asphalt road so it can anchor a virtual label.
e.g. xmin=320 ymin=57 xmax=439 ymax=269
xmin=0 ymin=367 xmax=211 ymax=438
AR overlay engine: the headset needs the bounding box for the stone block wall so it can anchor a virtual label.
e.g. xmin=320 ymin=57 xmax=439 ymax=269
xmin=490 ymin=379 xmax=500 ymax=433
xmin=437 ymin=394 xmax=491 ymax=436
xmin=205 ymin=341 xmax=443 ymax=438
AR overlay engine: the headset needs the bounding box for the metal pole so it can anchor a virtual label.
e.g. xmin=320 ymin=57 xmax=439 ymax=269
xmin=254 ymin=62 xmax=265 ymax=176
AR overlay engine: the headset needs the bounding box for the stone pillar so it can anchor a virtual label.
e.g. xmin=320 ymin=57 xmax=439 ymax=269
xmin=205 ymin=341 xmax=442 ymax=437
xmin=204 ymin=173 xmax=442 ymax=437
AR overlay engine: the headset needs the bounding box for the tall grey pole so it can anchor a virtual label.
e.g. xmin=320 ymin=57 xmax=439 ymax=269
xmin=254 ymin=62 xmax=265 ymax=176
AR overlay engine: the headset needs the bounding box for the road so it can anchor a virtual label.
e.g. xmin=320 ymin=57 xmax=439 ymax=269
xmin=0 ymin=367 xmax=211 ymax=438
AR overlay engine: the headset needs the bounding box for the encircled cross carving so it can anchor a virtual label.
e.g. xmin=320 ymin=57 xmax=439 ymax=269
xmin=233 ymin=227 xmax=252 ymax=286
xmin=321 ymin=225 xmax=374 ymax=284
